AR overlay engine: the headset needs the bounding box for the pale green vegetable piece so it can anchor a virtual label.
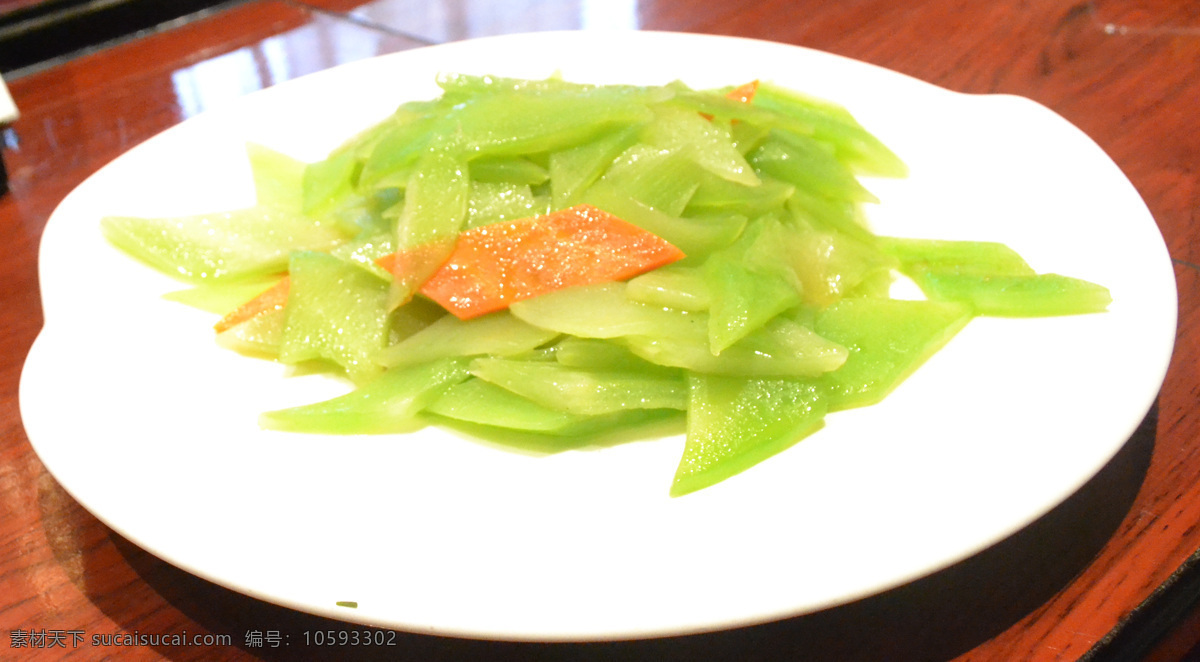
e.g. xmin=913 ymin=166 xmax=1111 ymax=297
xmin=625 ymin=315 xmax=848 ymax=378
xmin=640 ymin=105 xmax=760 ymax=187
xmin=672 ymin=375 xmax=827 ymax=497
xmin=279 ymin=251 xmax=392 ymax=384
xmin=470 ymin=356 xmax=688 ymax=416
xmin=101 ymin=206 xmax=346 ymax=283
xmin=246 ymin=142 xmax=306 ymax=210
xmin=626 ymin=265 xmax=711 ymax=311
xmin=377 ymin=310 xmax=559 ymax=368
xmin=260 ymin=358 xmax=471 ymax=434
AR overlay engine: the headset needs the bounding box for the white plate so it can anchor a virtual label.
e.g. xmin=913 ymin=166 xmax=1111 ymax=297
xmin=20 ymin=31 xmax=1177 ymax=641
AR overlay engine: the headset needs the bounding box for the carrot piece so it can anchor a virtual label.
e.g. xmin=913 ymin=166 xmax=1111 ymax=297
xmin=726 ymin=80 xmax=760 ymax=105
xmin=213 ymin=276 xmax=290 ymax=332
xmin=380 ymin=204 xmax=685 ymax=320
xmin=700 ymin=80 xmax=760 ymax=120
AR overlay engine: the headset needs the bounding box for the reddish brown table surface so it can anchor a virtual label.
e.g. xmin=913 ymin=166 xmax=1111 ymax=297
xmin=2 ymin=1 xmax=1198 ymax=660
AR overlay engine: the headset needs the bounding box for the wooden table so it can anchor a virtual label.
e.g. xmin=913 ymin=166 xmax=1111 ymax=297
xmin=1 ymin=1 xmax=1196 ymax=659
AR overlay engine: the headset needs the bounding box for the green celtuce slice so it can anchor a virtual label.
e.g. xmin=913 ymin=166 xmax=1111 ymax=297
xmin=671 ymin=375 xmax=827 ymax=497
xmin=511 ymin=282 xmax=846 ymax=377
xmin=387 ymin=148 xmax=470 ymax=306
xmin=278 ymin=251 xmax=391 ymax=384
xmin=786 ymin=187 xmax=875 ymax=245
xmin=703 ymin=216 xmax=803 ymax=352
xmin=814 ymin=298 xmax=973 ymax=411
xmin=640 ymin=105 xmax=760 ymax=187
xmin=882 ymin=238 xmax=1036 ymax=277
xmin=162 ymin=273 xmax=284 ymax=314
xmin=782 ymin=219 xmax=899 ymax=308
xmin=752 ymin=81 xmax=907 ymax=177
xmin=581 ymin=180 xmax=746 ymax=261
xmin=749 ymin=133 xmax=879 ymax=203
xmin=510 ymin=282 xmax=705 ymax=340
xmin=440 ymin=85 xmax=658 ymax=158
xmin=100 ymin=207 xmax=346 ymax=283
xmin=436 ymin=71 xmax=598 ymax=99
xmin=260 ymin=357 xmax=471 ymax=434
xmin=426 ymin=377 xmax=591 ymax=433
xmin=599 ymin=143 xmax=702 ymax=216
xmin=549 ymin=125 xmax=640 ymax=210
xmin=626 ymin=264 xmax=711 ymax=311
xmin=468 ymin=156 xmax=549 ymax=185
xmin=915 ymin=272 xmax=1112 ymax=317
xmin=376 ymin=310 xmax=559 ymax=368
xmin=469 ymin=356 xmax=688 ymax=416
xmin=302 ymin=147 xmax=359 ymax=215
xmin=216 ymin=303 xmax=287 ymax=357
xmin=424 ymin=377 xmax=665 ymax=438
xmin=246 ymin=142 xmax=306 ymax=210
xmin=626 ymin=315 xmax=848 ymax=378
xmin=329 ymin=228 xmax=396 ymax=280
xmin=684 ymin=173 xmax=794 ymax=218
xmin=881 ymin=237 xmax=1110 ymax=316
xmin=388 ymin=297 xmax=448 ymax=344
xmin=552 ymin=337 xmax=670 ymax=371
xmin=356 ymin=113 xmax=444 ymax=189
xmin=395 ymin=149 xmax=470 ymax=249
xmin=464 ymin=182 xmax=543 ymax=230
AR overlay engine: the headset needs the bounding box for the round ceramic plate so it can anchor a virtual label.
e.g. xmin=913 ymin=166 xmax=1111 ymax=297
xmin=20 ymin=31 xmax=1177 ymax=641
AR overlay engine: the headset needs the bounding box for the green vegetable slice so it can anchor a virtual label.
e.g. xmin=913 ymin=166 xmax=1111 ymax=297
xmin=469 ymin=356 xmax=688 ymax=416
xmin=101 ymin=206 xmax=346 ymax=283
xmin=260 ymin=357 xmax=471 ymax=434
xmin=814 ymin=298 xmax=973 ymax=411
xmin=671 ymin=375 xmax=827 ymax=497
xmin=278 ymin=251 xmax=391 ymax=384
xmin=377 ymin=310 xmax=559 ymax=368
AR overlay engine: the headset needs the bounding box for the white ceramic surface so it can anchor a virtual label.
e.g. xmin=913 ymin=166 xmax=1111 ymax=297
xmin=20 ymin=31 xmax=1177 ymax=641
xmin=0 ymin=74 xmax=16 ymax=124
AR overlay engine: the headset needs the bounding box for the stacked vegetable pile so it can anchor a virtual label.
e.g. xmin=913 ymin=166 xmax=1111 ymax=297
xmin=101 ymin=74 xmax=1110 ymax=496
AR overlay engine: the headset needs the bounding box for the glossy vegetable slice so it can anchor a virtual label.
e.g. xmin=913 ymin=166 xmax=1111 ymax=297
xmin=100 ymin=206 xmax=346 ymax=283
xmin=749 ymin=132 xmax=879 ymax=204
xmin=376 ymin=310 xmax=559 ymax=368
xmin=470 ymin=356 xmax=688 ymax=416
xmin=388 ymin=149 xmax=471 ymax=306
xmin=400 ymin=204 xmax=685 ymax=319
xmin=814 ymin=298 xmax=973 ymax=411
xmin=278 ymin=251 xmax=392 ymax=384
xmin=260 ymin=357 xmax=471 ymax=434
xmin=464 ymin=182 xmax=544 ymax=231
xmin=915 ymin=272 xmax=1112 ymax=317
xmin=751 ymin=81 xmax=907 ymax=177
xmin=425 ymin=377 xmax=594 ymax=433
xmin=671 ymin=375 xmax=827 ymax=497
xmin=598 ymin=143 xmax=703 ymax=217
xmin=640 ymin=105 xmax=759 ymax=187
xmin=438 ymin=83 xmax=659 ymax=158
xmin=549 ymin=125 xmax=640 ymax=210
xmin=580 ymin=181 xmax=746 ymax=261
xmin=881 ymin=237 xmax=1111 ymax=316
xmin=702 ymin=215 xmax=802 ymax=352
xmin=625 ymin=315 xmax=848 ymax=378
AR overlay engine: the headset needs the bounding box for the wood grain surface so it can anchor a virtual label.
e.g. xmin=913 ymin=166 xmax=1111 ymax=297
xmin=0 ymin=1 xmax=1196 ymax=660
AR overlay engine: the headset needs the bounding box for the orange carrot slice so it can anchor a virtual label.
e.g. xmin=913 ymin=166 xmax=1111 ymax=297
xmin=213 ymin=276 xmax=290 ymax=332
xmin=701 ymin=80 xmax=760 ymax=120
xmin=382 ymin=204 xmax=685 ymax=320
xmin=726 ymin=80 xmax=759 ymax=105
